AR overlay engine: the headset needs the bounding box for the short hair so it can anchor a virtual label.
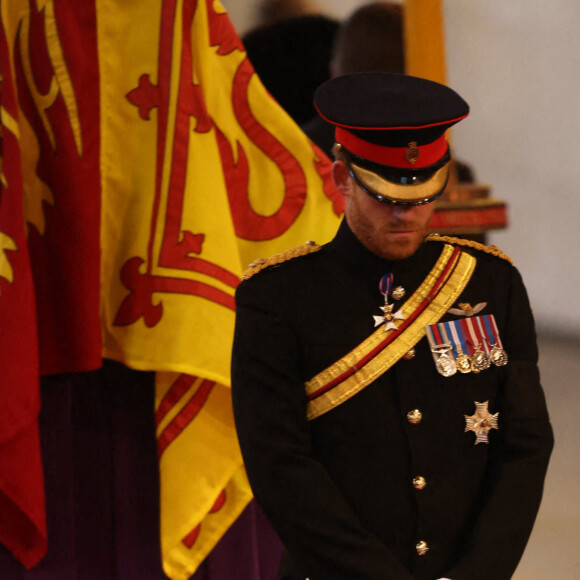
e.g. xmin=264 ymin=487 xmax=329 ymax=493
xmin=332 ymin=2 xmax=405 ymax=76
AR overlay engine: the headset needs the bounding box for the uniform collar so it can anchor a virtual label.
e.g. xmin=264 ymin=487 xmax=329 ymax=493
xmin=328 ymin=218 xmax=440 ymax=278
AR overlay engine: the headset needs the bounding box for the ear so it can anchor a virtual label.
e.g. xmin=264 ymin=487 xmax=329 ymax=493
xmin=331 ymin=160 xmax=353 ymax=198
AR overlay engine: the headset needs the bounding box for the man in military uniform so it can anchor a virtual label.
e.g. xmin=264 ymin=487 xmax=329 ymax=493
xmin=231 ymin=72 xmax=553 ymax=580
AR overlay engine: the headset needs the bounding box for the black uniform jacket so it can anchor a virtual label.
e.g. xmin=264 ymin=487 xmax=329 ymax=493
xmin=231 ymin=220 xmax=553 ymax=580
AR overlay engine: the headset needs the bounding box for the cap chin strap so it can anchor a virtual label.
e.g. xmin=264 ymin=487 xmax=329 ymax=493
xmin=347 ymin=161 xmax=449 ymax=206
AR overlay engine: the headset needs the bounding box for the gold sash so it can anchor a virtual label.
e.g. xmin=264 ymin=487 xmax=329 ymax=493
xmin=306 ymin=244 xmax=476 ymax=420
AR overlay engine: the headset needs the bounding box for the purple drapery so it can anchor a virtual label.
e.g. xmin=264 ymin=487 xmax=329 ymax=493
xmin=0 ymin=361 xmax=284 ymax=579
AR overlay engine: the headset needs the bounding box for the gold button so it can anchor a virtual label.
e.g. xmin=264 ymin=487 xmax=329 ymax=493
xmin=407 ymin=409 xmax=422 ymax=425
xmin=403 ymin=348 xmax=416 ymax=360
xmin=413 ymin=476 xmax=427 ymax=490
xmin=416 ymin=540 xmax=429 ymax=556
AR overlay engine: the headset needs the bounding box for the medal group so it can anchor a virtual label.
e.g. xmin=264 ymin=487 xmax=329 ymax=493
xmin=425 ymin=313 xmax=508 ymax=377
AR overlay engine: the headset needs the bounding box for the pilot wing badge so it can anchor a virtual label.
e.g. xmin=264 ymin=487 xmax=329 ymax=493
xmin=448 ymin=301 xmax=487 ymax=317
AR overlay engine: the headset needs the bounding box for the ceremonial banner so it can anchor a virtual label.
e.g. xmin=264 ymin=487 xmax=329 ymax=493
xmin=1 ymin=0 xmax=102 ymax=567
xmin=0 ymin=13 xmax=45 ymax=567
xmin=97 ymin=1 xmax=342 ymax=578
xmin=5 ymin=0 xmax=103 ymax=376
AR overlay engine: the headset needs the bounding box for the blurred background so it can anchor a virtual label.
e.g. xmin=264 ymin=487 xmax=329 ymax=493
xmin=224 ymin=1 xmax=580 ymax=578
xmin=225 ymin=0 xmax=580 ymax=338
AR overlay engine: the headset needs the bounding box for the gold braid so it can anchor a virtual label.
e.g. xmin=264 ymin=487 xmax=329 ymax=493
xmin=242 ymin=241 xmax=321 ymax=280
xmin=425 ymin=234 xmax=513 ymax=265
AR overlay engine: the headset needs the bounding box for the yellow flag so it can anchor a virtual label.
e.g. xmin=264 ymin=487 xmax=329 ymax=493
xmin=98 ymin=1 xmax=342 ymax=578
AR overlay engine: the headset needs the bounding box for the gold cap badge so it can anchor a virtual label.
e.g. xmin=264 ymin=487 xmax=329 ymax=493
xmin=405 ymin=141 xmax=420 ymax=164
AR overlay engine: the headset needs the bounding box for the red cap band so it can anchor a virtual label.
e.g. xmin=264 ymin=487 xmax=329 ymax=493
xmin=335 ymin=127 xmax=448 ymax=169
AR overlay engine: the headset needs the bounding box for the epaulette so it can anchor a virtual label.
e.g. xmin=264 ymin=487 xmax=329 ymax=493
xmin=242 ymin=241 xmax=321 ymax=280
xmin=425 ymin=234 xmax=514 ymax=265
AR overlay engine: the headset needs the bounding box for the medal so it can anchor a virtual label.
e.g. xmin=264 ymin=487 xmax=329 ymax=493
xmin=462 ymin=317 xmax=491 ymax=373
xmin=481 ymin=314 xmax=509 ymax=367
xmin=470 ymin=345 xmax=490 ymax=373
xmin=426 ymin=325 xmax=457 ymax=377
xmin=444 ymin=320 xmax=471 ymax=374
xmin=436 ymin=324 xmax=457 ymax=376
xmin=456 ymin=352 xmax=472 ymax=373
xmin=373 ymin=273 xmax=405 ymax=331
xmin=490 ymin=345 xmax=508 ymax=366
xmin=435 ymin=347 xmax=457 ymax=377
xmin=464 ymin=401 xmax=499 ymax=444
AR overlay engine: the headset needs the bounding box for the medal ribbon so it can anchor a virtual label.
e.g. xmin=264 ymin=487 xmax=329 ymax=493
xmin=426 ymin=323 xmax=452 ymax=359
xmin=482 ymin=314 xmax=503 ymax=348
xmin=426 ymin=322 xmax=456 ymax=375
xmin=474 ymin=316 xmax=491 ymax=355
xmin=458 ymin=317 xmax=475 ymax=356
xmin=463 ymin=316 xmax=489 ymax=355
xmin=438 ymin=323 xmax=452 ymax=349
xmin=445 ymin=320 xmax=468 ymax=356
xmin=379 ymin=273 xmax=393 ymax=298
xmin=426 ymin=325 xmax=444 ymax=366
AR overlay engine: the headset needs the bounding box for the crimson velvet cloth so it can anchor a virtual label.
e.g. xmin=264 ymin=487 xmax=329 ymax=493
xmin=0 ymin=361 xmax=283 ymax=580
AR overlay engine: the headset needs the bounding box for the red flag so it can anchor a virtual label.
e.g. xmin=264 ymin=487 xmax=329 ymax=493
xmin=18 ymin=0 xmax=102 ymax=375
xmin=0 ymin=12 xmax=45 ymax=567
xmin=1 ymin=0 xmax=104 ymax=565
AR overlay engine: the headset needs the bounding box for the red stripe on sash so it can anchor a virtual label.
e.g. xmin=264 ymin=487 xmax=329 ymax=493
xmin=308 ymin=246 xmax=461 ymax=401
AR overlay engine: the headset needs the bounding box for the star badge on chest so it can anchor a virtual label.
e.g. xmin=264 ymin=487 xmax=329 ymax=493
xmin=464 ymin=401 xmax=499 ymax=444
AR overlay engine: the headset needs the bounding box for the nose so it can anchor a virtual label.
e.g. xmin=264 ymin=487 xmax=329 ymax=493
xmin=390 ymin=204 xmax=413 ymax=218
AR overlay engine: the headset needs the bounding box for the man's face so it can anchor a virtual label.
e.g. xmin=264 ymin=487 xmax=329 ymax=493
xmin=345 ymin=178 xmax=436 ymax=261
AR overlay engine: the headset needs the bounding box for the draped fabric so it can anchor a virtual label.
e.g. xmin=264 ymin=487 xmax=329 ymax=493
xmin=0 ymin=366 xmax=284 ymax=580
xmin=1 ymin=0 xmax=102 ymax=567
xmin=0 ymin=28 xmax=45 ymax=570
xmin=0 ymin=0 xmax=343 ymax=577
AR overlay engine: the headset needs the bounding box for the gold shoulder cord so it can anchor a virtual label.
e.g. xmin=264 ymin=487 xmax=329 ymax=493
xmin=242 ymin=241 xmax=321 ymax=280
xmin=425 ymin=234 xmax=513 ymax=265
